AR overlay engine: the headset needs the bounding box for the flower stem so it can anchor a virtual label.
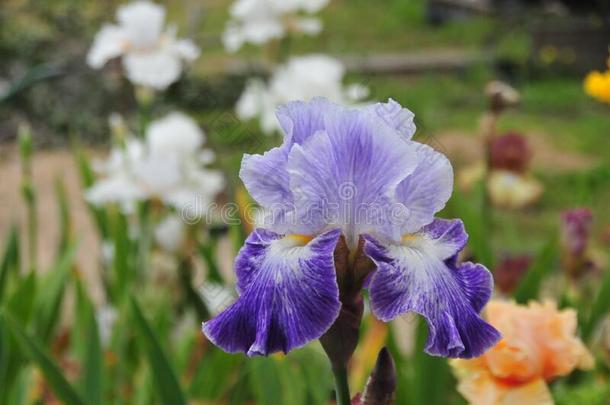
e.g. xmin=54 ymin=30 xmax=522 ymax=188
xmin=19 ymin=125 xmax=37 ymax=273
xmin=136 ymin=200 xmax=152 ymax=278
xmin=332 ymin=366 xmax=351 ymax=405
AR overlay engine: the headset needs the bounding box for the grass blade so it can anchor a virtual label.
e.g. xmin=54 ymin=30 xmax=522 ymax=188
xmin=73 ymin=277 xmax=102 ymax=405
xmin=131 ymin=298 xmax=187 ymax=405
xmin=111 ymin=212 xmax=132 ymax=300
xmin=248 ymin=357 xmax=284 ymax=405
xmin=54 ymin=177 xmax=71 ymax=254
xmin=583 ymin=265 xmax=610 ymax=340
xmin=72 ymin=144 xmax=109 ymax=239
xmin=34 ymin=241 xmax=78 ymax=344
xmin=409 ymin=317 xmax=454 ymax=405
xmin=0 ymin=226 xmax=20 ymax=302
xmin=2 ymin=312 xmax=86 ymax=405
xmin=0 ymin=273 xmax=37 ymax=403
xmin=82 ymin=312 xmax=102 ymax=405
xmin=189 ymin=346 xmax=243 ymax=400
xmin=198 ymin=238 xmax=223 ymax=283
xmin=451 ymin=184 xmax=494 ymax=268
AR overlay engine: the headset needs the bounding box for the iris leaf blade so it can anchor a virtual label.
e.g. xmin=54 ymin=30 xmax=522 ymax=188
xmin=0 ymin=226 xmax=19 ymax=302
xmin=34 ymin=241 xmax=78 ymax=344
xmin=2 ymin=311 xmax=86 ymax=405
xmin=583 ymin=265 xmax=610 ymax=339
xmin=130 ymin=298 xmax=187 ymax=405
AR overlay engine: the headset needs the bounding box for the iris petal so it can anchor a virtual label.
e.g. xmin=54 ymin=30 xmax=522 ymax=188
xmin=237 ymin=98 xmax=447 ymax=239
xmin=87 ymin=24 xmax=126 ymax=68
xmin=202 ymin=228 xmax=341 ymax=356
xmin=286 ymin=108 xmax=419 ymax=244
xmin=364 ymin=219 xmax=500 ymax=358
xmin=240 ymin=146 xmax=291 ymax=208
xmin=276 ymin=97 xmax=334 ymax=145
xmin=123 ymin=50 xmax=182 ymax=90
xmin=239 ymin=99 xmax=335 ymax=225
xmin=396 ymin=143 xmax=454 ymax=233
xmin=365 ymin=98 xmax=416 ymax=139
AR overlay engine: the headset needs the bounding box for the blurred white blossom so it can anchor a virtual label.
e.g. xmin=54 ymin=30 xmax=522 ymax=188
xmin=236 ymin=54 xmax=368 ymax=134
xmin=487 ymin=170 xmax=543 ymax=210
xmin=101 ymin=240 xmax=116 ymax=265
xmin=87 ymin=138 xmax=148 ymax=213
xmin=96 ymin=305 xmax=118 ymax=347
xmin=222 ymin=0 xmax=329 ymax=52
xmin=154 ymin=214 xmax=186 ymax=253
xmin=87 ymin=1 xmax=200 ymax=90
xmin=86 ymin=113 xmax=224 ymax=219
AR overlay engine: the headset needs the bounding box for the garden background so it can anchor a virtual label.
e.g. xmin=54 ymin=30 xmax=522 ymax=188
xmin=1 ymin=0 xmax=610 ymax=404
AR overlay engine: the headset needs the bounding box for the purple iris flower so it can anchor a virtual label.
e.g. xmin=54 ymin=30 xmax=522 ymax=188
xmin=203 ymin=98 xmax=500 ymax=359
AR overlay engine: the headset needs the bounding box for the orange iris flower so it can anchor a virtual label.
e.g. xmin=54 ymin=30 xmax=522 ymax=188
xmin=452 ymin=300 xmax=593 ymax=405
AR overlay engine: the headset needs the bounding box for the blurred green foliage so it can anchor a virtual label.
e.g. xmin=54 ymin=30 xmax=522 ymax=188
xmin=1 ymin=0 xmax=610 ymax=404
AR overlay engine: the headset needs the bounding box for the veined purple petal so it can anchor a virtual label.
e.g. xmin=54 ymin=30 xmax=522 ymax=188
xmin=286 ymin=107 xmax=419 ymax=245
xmin=202 ymin=228 xmax=341 ymax=356
xmin=239 ymin=99 xmax=337 ymax=224
xmin=418 ymin=217 xmax=468 ymax=257
xmin=396 ymin=143 xmax=453 ymax=233
xmin=275 ymin=97 xmax=335 ymax=146
xmin=364 ymin=219 xmax=500 ymax=358
xmin=239 ymin=146 xmax=291 ymax=208
xmin=238 ymin=98 xmax=455 ymax=241
xmin=366 ymin=98 xmax=416 ymax=139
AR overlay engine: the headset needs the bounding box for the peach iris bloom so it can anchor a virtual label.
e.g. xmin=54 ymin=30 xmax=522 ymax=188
xmin=452 ymin=300 xmax=593 ymax=405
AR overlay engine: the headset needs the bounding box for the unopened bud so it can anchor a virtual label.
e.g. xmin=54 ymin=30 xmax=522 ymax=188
xmin=361 ymin=347 xmax=397 ymax=405
xmin=561 ymin=207 xmax=594 ymax=278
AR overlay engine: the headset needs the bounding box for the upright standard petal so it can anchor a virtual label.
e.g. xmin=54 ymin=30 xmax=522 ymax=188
xmin=116 ymin=0 xmax=166 ymax=48
xmin=123 ymin=49 xmax=181 ymax=90
xmin=275 ymin=97 xmax=333 ymax=145
xmin=87 ymin=25 xmax=126 ymax=68
xmin=85 ymin=175 xmax=147 ymax=213
xmin=239 ymin=146 xmax=291 ymax=209
xmin=364 ymin=219 xmax=500 ymax=358
xmin=164 ymin=169 xmax=225 ymax=219
xmin=147 ymin=112 xmax=204 ymax=156
xmin=367 ymin=99 xmax=416 ymax=140
xmin=202 ymin=228 xmax=341 ymax=356
xmin=396 ymin=143 xmax=453 ymax=233
xmin=173 ymin=39 xmax=201 ymax=61
xmin=286 ymin=107 xmax=419 ymax=244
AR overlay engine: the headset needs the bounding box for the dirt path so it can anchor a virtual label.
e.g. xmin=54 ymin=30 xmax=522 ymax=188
xmin=431 ymin=130 xmax=596 ymax=172
xmin=0 ymin=145 xmax=103 ymax=302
